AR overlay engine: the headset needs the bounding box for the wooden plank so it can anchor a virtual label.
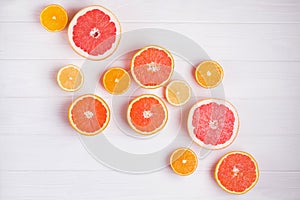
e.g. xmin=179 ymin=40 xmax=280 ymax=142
xmin=0 ymin=170 xmax=299 ymax=199
xmin=1 ymin=23 xmax=300 ymax=60
xmin=0 ymin=96 xmax=299 ymax=137
xmin=1 ymin=60 xmax=300 ymax=99
xmin=0 ymin=132 xmax=299 ymax=171
xmin=1 ymin=0 xmax=300 ymax=23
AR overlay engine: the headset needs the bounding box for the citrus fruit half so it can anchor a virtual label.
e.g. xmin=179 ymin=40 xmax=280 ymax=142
xmin=187 ymin=99 xmax=239 ymax=150
xmin=215 ymin=151 xmax=259 ymax=194
xmin=40 ymin=4 xmax=68 ymax=32
xmin=170 ymin=148 xmax=198 ymax=176
xmin=131 ymin=45 xmax=174 ymax=89
xmin=195 ymin=60 xmax=224 ymax=88
xmin=127 ymin=94 xmax=168 ymax=135
xmin=68 ymin=94 xmax=110 ymax=136
xmin=68 ymin=5 xmax=121 ymax=60
xmin=102 ymin=67 xmax=130 ymax=95
xmin=57 ymin=64 xmax=83 ymax=92
xmin=165 ymin=80 xmax=191 ymax=106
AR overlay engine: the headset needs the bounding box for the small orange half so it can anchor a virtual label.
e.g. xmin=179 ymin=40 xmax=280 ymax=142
xmin=102 ymin=67 xmax=131 ymax=95
xmin=57 ymin=64 xmax=83 ymax=92
xmin=195 ymin=60 xmax=224 ymax=88
xmin=40 ymin=4 xmax=68 ymax=32
xmin=165 ymin=80 xmax=191 ymax=106
xmin=170 ymin=148 xmax=198 ymax=176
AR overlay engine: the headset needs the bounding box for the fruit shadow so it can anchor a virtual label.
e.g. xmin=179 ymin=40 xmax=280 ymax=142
xmin=115 ymin=98 xmax=132 ymax=134
xmin=51 ymin=67 xmax=73 ymax=127
xmin=118 ymin=50 xmax=136 ymax=70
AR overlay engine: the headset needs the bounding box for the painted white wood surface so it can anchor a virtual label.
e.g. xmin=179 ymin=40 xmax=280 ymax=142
xmin=1 ymin=0 xmax=300 ymax=199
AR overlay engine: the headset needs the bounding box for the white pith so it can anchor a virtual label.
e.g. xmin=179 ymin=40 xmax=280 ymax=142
xmin=143 ymin=110 xmax=153 ymax=118
xmin=207 ymin=70 xmax=212 ymax=76
xmin=209 ymin=120 xmax=218 ymax=130
xmin=89 ymin=27 xmax=101 ymax=38
xmin=146 ymin=62 xmax=160 ymax=72
xmin=84 ymin=111 xmax=94 ymax=119
xmin=232 ymin=166 xmax=240 ymax=177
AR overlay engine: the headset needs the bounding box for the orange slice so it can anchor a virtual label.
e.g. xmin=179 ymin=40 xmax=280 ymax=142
xmin=127 ymin=94 xmax=168 ymax=135
xmin=170 ymin=148 xmax=198 ymax=176
xmin=57 ymin=64 xmax=83 ymax=92
xmin=68 ymin=94 xmax=110 ymax=136
xmin=40 ymin=4 xmax=68 ymax=32
xmin=165 ymin=80 xmax=191 ymax=106
xmin=102 ymin=67 xmax=130 ymax=95
xmin=215 ymin=151 xmax=259 ymax=194
xmin=131 ymin=45 xmax=174 ymax=89
xmin=195 ymin=60 xmax=224 ymax=88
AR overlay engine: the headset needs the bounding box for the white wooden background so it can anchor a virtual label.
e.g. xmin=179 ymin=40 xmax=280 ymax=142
xmin=1 ymin=0 xmax=300 ymax=199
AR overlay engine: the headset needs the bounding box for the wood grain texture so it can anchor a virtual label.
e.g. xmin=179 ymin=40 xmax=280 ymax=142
xmin=1 ymin=0 xmax=300 ymax=199
xmin=0 ymin=171 xmax=299 ymax=200
xmin=1 ymin=23 xmax=300 ymax=60
xmin=1 ymin=0 xmax=300 ymax=23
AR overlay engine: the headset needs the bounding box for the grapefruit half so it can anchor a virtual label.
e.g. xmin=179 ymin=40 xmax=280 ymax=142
xmin=187 ymin=99 xmax=239 ymax=150
xmin=131 ymin=45 xmax=174 ymax=89
xmin=127 ymin=94 xmax=168 ymax=135
xmin=68 ymin=94 xmax=110 ymax=136
xmin=68 ymin=5 xmax=121 ymax=60
xmin=215 ymin=151 xmax=259 ymax=194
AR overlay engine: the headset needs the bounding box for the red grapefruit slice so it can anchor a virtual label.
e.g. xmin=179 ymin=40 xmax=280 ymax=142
xmin=68 ymin=6 xmax=121 ymax=60
xmin=215 ymin=151 xmax=259 ymax=194
xmin=131 ymin=45 xmax=174 ymax=89
xmin=187 ymin=99 xmax=239 ymax=150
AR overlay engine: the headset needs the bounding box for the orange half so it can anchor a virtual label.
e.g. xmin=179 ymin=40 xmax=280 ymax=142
xmin=102 ymin=67 xmax=130 ymax=95
xmin=40 ymin=4 xmax=68 ymax=32
xmin=195 ymin=60 xmax=224 ymax=88
xmin=165 ymin=80 xmax=191 ymax=106
xmin=57 ymin=64 xmax=83 ymax=92
xmin=170 ymin=148 xmax=198 ymax=176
